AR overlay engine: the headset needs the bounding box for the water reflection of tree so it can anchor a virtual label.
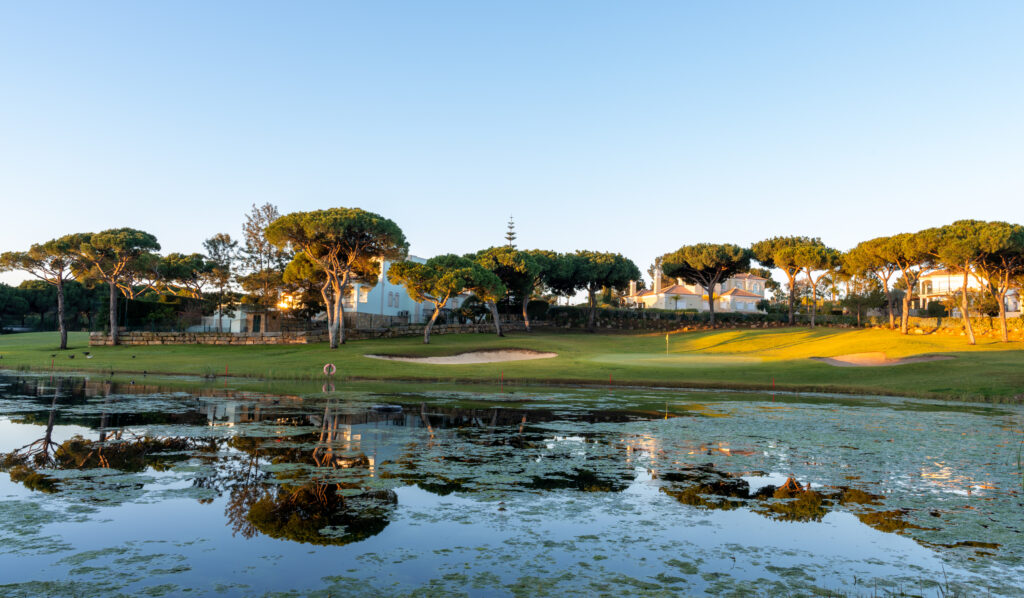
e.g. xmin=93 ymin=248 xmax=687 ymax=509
xmin=2 ymin=377 xmax=199 ymax=494
xmin=247 ymin=483 xmax=396 ymax=546
xmin=0 ymin=378 xmax=64 ymax=492
xmin=6 ymin=377 xmax=651 ymax=546
xmin=19 ymin=378 xmax=63 ymax=467
xmin=222 ymin=436 xmax=270 ymax=539
xmin=241 ymin=404 xmax=396 ymax=545
xmin=21 ymin=377 xmax=939 ymax=547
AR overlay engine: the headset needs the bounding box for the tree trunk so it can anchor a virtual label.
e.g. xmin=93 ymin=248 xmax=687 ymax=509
xmin=108 ymin=281 xmax=119 ymax=345
xmin=786 ymin=272 xmax=796 ymax=325
xmin=997 ymin=292 xmax=1008 ymax=342
xmin=56 ymin=279 xmax=67 ymax=350
xmin=884 ymin=289 xmax=894 ymax=329
xmin=336 ymin=291 xmax=347 ymax=346
xmin=321 ymin=285 xmax=336 ymax=348
xmin=43 ymin=382 xmax=59 ymax=459
xmin=488 ymin=302 xmax=504 ymax=336
xmin=705 ymin=284 xmax=716 ymax=325
xmin=805 ymin=270 xmax=817 ymax=328
xmin=521 ymin=295 xmax=531 ymax=333
xmin=809 ymin=286 xmax=817 ymax=328
xmin=217 ymin=291 xmax=223 ymax=333
xmin=424 ymin=306 xmax=441 ymax=344
xmin=325 ymin=279 xmax=343 ymax=349
xmin=587 ymin=286 xmax=597 ymax=332
xmin=900 ymin=292 xmax=910 ymax=334
xmin=961 ymin=268 xmax=976 ymax=345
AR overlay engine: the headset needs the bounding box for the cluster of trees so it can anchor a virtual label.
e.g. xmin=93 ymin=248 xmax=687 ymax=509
xmin=662 ymin=220 xmax=1024 ymax=344
xmin=0 ymin=278 xmax=126 ymax=334
xmin=262 ymin=208 xmax=641 ymax=345
xmin=2 ymin=204 xmax=643 ymax=348
xmin=5 ymin=209 xmax=1021 ymax=349
xmin=387 ymin=246 xmax=640 ymax=343
xmin=0 ymin=204 xmax=299 ymax=348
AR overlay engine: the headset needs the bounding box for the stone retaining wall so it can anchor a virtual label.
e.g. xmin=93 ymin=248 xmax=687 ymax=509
xmin=89 ymin=331 xmax=328 ymax=346
xmin=89 ymin=321 xmax=533 ymax=346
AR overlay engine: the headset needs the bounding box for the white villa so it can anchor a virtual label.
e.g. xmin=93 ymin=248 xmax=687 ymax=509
xmin=913 ymin=270 xmax=1020 ymax=315
xmin=340 ymin=256 xmax=469 ymax=325
xmin=625 ymin=271 xmax=766 ymax=313
xmin=194 ymin=256 xmax=467 ymax=332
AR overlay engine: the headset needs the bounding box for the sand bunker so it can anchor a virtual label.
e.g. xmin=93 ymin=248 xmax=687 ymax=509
xmin=812 ymin=352 xmax=955 ymax=367
xmin=365 ymin=349 xmax=558 ymax=365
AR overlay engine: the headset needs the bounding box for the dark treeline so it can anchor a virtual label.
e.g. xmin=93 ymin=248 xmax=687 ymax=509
xmin=3 ymin=207 xmax=1022 ymax=348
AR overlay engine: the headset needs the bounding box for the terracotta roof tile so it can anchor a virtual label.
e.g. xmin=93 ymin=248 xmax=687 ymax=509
xmin=660 ymin=284 xmax=700 ymax=296
xmin=719 ymin=288 xmax=762 ymax=298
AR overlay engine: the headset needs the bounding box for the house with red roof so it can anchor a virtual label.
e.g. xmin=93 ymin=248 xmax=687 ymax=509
xmin=624 ymin=271 xmax=766 ymax=313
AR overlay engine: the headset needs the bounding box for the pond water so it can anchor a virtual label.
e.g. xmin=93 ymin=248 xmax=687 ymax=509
xmin=1 ymin=371 xmax=1023 ymax=596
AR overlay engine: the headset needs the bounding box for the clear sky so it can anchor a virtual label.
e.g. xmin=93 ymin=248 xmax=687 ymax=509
xmin=1 ymin=1 xmax=1022 ymax=286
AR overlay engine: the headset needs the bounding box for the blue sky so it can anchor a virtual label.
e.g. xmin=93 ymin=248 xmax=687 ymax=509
xmin=1 ymin=1 xmax=1022 ymax=286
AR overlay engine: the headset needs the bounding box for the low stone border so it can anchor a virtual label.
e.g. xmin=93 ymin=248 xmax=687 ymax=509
xmin=88 ymin=322 xmax=536 ymax=346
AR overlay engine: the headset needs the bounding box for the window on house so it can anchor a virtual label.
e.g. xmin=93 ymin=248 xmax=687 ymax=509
xmin=359 ymin=287 xmax=370 ymax=303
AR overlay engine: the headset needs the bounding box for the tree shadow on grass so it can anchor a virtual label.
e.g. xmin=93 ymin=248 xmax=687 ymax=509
xmin=672 ymin=328 xmax=850 ymax=356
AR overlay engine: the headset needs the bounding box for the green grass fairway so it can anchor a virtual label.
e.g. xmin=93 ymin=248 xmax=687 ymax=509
xmin=2 ymin=328 xmax=1023 ymax=401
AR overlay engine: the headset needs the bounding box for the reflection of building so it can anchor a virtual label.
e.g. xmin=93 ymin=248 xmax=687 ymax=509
xmin=913 ymin=270 xmax=1020 ymax=315
xmin=625 ymin=272 xmax=766 ymax=313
